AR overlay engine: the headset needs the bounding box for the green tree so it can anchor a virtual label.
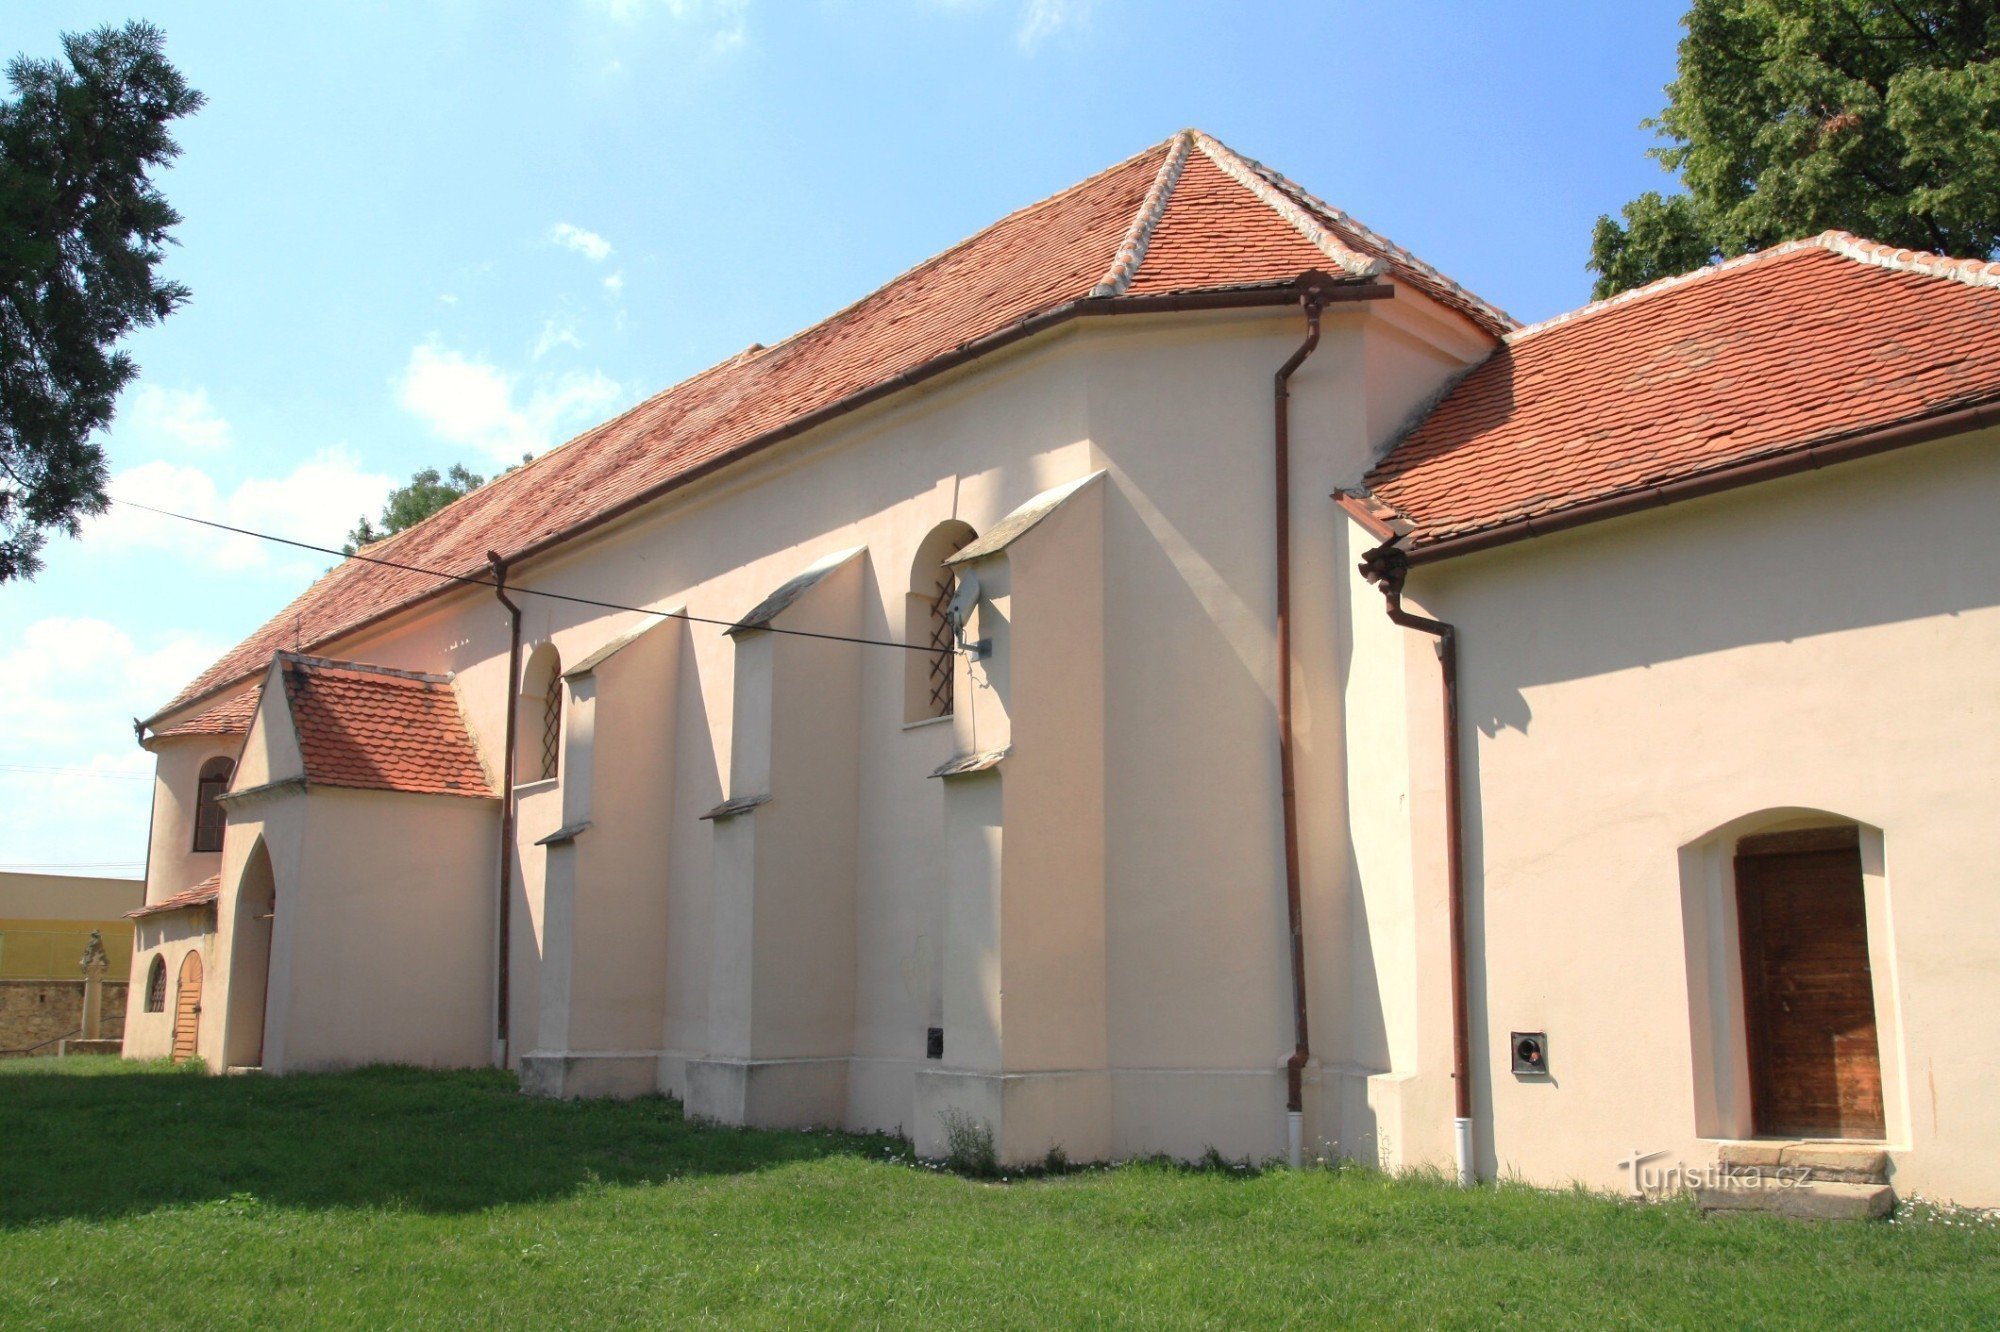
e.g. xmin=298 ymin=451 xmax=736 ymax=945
xmin=0 ymin=22 xmax=202 ymax=581
xmin=1591 ymin=2 xmax=2000 ymax=298
xmin=345 ymin=464 xmax=486 ymax=553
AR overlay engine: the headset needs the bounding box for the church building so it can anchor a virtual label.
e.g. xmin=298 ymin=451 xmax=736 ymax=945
xmin=122 ymin=131 xmax=2000 ymax=1209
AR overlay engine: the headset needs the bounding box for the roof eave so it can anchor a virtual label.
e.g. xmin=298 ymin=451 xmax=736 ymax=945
xmin=1399 ymin=396 xmax=2000 ymax=567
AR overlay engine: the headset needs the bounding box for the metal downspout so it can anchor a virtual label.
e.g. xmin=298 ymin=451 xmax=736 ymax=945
xmin=488 ymin=550 xmax=522 ymax=1068
xmin=1275 ymin=282 xmax=1325 ymax=1166
xmin=1359 ymin=540 xmax=1476 ymax=1185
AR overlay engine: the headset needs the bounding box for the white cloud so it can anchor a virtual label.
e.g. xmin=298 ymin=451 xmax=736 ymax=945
xmin=602 ymin=270 xmax=626 ymax=297
xmin=534 ymin=316 xmax=585 ymax=360
xmin=1017 ymin=0 xmax=1093 ymax=49
xmin=398 ymin=341 xmax=622 ymax=464
xmin=0 ymin=617 xmax=224 ymax=874
xmin=118 ymin=383 xmax=233 ymax=453
xmin=584 ymin=0 xmax=750 ymax=53
xmin=549 ymin=222 xmax=614 ymax=263
xmin=94 ymin=447 xmax=398 ymax=574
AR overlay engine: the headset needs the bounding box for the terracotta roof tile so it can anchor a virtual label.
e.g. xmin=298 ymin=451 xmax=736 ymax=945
xmin=146 ymin=688 xmax=259 ymax=741
xmin=151 ymin=131 xmax=1505 ymax=722
xmin=128 ymin=875 xmax=220 ymax=918
xmin=278 ymin=655 xmax=494 ymax=799
xmin=1366 ymin=234 xmax=2000 ymax=550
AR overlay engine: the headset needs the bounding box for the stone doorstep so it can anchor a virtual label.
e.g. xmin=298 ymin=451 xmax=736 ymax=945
xmin=1715 ymin=1141 xmax=1890 ymax=1185
xmin=1696 ymin=1178 xmax=1895 ymax=1222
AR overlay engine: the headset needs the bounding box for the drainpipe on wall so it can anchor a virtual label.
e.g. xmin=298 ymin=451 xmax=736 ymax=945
xmin=132 ymin=717 xmax=158 ymax=912
xmin=488 ymin=550 xmax=522 ymax=1069
xmin=1274 ymin=280 xmax=1326 ymax=1168
xmin=1358 ymin=539 xmax=1476 ymax=1186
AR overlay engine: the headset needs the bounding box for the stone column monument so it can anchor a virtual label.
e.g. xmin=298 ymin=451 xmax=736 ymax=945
xmin=79 ymin=930 xmax=109 ymax=1041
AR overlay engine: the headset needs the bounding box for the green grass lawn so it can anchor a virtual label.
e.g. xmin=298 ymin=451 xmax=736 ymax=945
xmin=1 ymin=1059 xmax=1995 ymax=1329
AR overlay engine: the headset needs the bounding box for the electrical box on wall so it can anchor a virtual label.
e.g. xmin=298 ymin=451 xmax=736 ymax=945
xmin=1511 ymin=1031 xmax=1549 ymax=1076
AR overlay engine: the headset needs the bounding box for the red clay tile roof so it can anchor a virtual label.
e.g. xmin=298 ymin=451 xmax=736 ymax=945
xmin=146 ymin=688 xmax=260 ymax=741
xmin=150 ymin=131 xmax=1507 ymax=723
xmin=277 ymin=655 xmax=494 ymax=799
xmin=1365 ymin=232 xmax=2000 ymax=552
xmin=128 ymin=875 xmax=220 ymax=918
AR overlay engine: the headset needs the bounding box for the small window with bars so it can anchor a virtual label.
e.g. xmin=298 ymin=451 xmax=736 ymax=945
xmin=145 ymin=955 xmax=167 ymax=1012
xmin=905 ymin=522 xmax=977 ymax=724
xmin=192 ymin=757 xmax=233 ymax=853
xmin=924 ymin=568 xmax=959 ymax=718
xmin=539 ymin=673 xmax=562 ymax=782
xmin=517 ymin=642 xmax=564 ymax=784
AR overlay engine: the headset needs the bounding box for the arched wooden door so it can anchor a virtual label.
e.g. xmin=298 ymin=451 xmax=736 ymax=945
xmin=172 ymin=951 xmax=204 ymax=1061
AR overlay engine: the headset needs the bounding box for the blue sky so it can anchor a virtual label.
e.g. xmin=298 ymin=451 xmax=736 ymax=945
xmin=3 ymin=0 xmax=1687 ymax=877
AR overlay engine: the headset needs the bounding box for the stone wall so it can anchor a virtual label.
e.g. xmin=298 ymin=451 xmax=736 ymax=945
xmin=0 ymin=980 xmax=127 ymax=1057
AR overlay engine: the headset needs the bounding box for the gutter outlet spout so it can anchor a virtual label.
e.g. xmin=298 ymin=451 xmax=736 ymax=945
xmin=1275 ymin=281 xmax=1325 ymax=1146
xmin=488 ymin=550 xmax=522 ymax=1069
xmin=1359 ymin=539 xmax=1477 ymax=1186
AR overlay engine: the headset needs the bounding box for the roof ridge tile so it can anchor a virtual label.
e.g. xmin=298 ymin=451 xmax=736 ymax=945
xmin=1817 ymin=229 xmax=2000 ymax=290
xmin=1091 ymin=130 xmax=1194 ymax=297
xmin=1508 ymin=231 xmax=2000 ymax=348
xmin=1197 ymin=133 xmax=1519 ymax=333
xmin=1190 ymin=132 xmax=1386 ymax=281
xmin=277 ymin=652 xmax=452 ymax=686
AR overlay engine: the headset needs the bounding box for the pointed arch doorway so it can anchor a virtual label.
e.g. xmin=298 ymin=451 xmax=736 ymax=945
xmin=225 ymin=839 xmax=278 ymax=1069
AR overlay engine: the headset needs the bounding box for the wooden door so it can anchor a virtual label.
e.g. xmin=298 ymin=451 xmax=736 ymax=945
xmin=1736 ymin=827 xmax=1884 ymax=1139
xmin=172 ymin=950 xmax=203 ymax=1062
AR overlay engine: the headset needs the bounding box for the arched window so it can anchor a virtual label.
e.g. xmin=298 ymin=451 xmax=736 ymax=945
xmin=905 ymin=521 xmax=977 ymax=723
xmin=518 ymin=644 xmax=563 ymax=782
xmin=144 ymin=955 xmax=167 ymax=1012
xmin=191 ymin=757 xmax=233 ymax=853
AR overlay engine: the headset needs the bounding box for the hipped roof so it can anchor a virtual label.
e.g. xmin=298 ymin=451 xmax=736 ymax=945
xmin=149 ymin=130 xmax=1507 ymax=724
xmin=1365 ymin=233 xmax=2000 ymax=553
xmin=268 ymin=655 xmax=494 ymax=800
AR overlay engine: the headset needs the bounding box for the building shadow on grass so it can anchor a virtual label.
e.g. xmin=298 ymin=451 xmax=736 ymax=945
xmin=0 ymin=1060 xmax=897 ymax=1228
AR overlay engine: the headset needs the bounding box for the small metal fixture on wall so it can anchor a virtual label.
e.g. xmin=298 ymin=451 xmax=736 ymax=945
xmin=1511 ymin=1031 xmax=1549 ymax=1077
xmin=944 ymin=572 xmax=989 ymax=661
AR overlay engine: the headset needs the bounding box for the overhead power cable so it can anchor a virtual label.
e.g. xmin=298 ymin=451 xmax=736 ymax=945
xmin=0 ymin=764 xmax=151 ymax=780
xmin=109 ymin=497 xmax=962 ymax=656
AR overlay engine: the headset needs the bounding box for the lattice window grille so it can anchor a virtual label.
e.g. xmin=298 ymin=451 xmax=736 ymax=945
xmin=539 ymin=683 xmax=562 ymax=781
xmin=926 ymin=571 xmax=957 ymax=718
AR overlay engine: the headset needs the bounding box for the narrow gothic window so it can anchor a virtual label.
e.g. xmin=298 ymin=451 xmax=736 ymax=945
xmin=518 ymin=643 xmax=564 ymax=783
xmin=192 ymin=757 xmax=233 ymax=853
xmin=539 ymin=668 xmax=563 ymax=781
xmin=145 ymin=955 xmax=167 ymax=1012
xmin=905 ymin=521 xmax=977 ymax=723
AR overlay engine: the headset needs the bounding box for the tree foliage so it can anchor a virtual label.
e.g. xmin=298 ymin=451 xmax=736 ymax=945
xmin=0 ymin=22 xmax=202 ymax=581
xmin=1591 ymin=1 xmax=2000 ymax=297
xmin=345 ymin=464 xmax=486 ymax=553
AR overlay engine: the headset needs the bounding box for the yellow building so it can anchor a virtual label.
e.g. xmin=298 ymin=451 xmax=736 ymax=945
xmin=0 ymin=872 xmax=140 ymax=1055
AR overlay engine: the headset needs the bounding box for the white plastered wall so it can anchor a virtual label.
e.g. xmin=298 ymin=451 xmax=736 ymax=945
xmin=1357 ymin=427 xmax=2000 ymax=1205
xmin=131 ymin=292 xmax=1490 ymax=1160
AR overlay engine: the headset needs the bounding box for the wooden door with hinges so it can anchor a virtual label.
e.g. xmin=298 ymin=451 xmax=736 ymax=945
xmin=1736 ymin=826 xmax=1885 ymax=1140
